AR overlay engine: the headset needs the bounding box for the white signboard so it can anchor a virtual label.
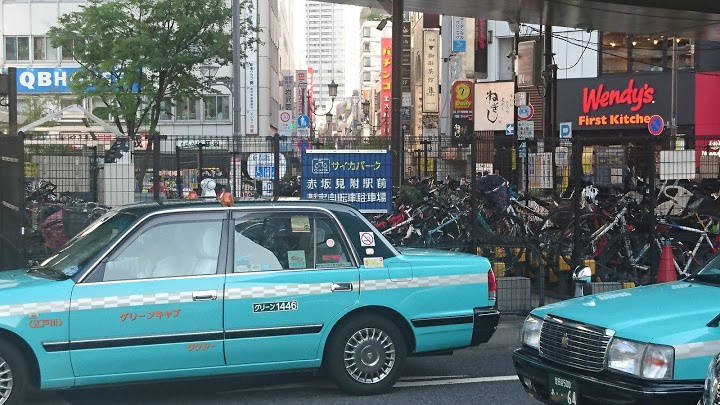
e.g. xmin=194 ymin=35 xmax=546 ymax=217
xmin=529 ymin=152 xmax=553 ymax=189
xmin=247 ymin=152 xmax=287 ymax=181
xmin=474 ymin=81 xmax=514 ymax=131
xmin=422 ymin=30 xmax=440 ymax=113
xmin=451 ymin=17 xmax=466 ymax=53
xmin=279 ymin=110 xmax=292 ymax=131
xmin=660 ymin=150 xmax=696 ymax=180
xmin=244 ymin=0 xmax=258 ymax=135
xmin=283 ymin=75 xmax=294 ymax=111
xmin=517 ymin=121 xmax=535 ymax=140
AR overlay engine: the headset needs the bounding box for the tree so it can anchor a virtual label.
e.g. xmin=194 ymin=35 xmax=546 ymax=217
xmin=48 ymin=0 xmax=257 ymax=141
xmin=49 ymin=0 xmax=257 ymax=191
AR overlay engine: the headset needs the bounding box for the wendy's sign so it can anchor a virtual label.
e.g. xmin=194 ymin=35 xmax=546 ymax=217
xmin=557 ymin=72 xmax=694 ymax=130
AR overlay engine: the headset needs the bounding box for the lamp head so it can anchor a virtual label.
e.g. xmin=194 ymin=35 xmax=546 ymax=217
xmin=328 ymin=80 xmax=339 ymax=99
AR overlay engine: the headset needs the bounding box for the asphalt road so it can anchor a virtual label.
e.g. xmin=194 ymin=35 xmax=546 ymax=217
xmin=28 ymin=346 xmax=537 ymax=405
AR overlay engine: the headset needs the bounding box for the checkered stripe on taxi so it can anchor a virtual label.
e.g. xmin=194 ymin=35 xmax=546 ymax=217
xmin=70 ymin=292 xmax=196 ymax=310
xmin=675 ymin=339 xmax=720 ymax=360
xmin=0 ymin=274 xmax=487 ymax=317
xmin=0 ymin=301 xmax=70 ymax=317
xmin=225 ymin=284 xmax=326 ymax=299
xmin=362 ymin=273 xmax=487 ymax=291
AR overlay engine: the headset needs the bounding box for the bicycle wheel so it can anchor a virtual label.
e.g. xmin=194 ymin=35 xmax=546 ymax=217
xmin=558 ymin=213 xmax=613 ymax=265
xmin=483 ymin=214 xmax=526 ymax=270
xmin=595 ymin=233 xmax=656 ymax=285
xmin=672 ymin=242 xmax=717 ymax=277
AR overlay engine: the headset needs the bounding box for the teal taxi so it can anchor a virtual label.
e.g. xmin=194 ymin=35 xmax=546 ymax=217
xmin=513 ymin=256 xmax=720 ymax=405
xmin=0 ymin=199 xmax=498 ymax=404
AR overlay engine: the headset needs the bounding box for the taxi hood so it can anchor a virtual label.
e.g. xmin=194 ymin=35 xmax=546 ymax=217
xmin=532 ymin=281 xmax=720 ymax=344
xmin=0 ymin=269 xmax=71 ymax=297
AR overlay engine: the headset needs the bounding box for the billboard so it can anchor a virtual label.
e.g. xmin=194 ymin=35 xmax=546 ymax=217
xmin=301 ymin=150 xmax=392 ymax=213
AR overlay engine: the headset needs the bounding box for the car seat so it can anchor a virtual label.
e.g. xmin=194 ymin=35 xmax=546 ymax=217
xmin=192 ymin=226 xmax=220 ymax=275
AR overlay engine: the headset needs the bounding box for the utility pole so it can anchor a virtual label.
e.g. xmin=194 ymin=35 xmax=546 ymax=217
xmin=670 ymin=37 xmax=678 ymax=145
xmin=231 ymin=0 xmax=243 ymax=197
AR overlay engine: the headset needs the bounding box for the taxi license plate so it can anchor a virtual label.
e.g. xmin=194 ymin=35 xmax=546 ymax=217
xmin=549 ymin=373 xmax=578 ymax=405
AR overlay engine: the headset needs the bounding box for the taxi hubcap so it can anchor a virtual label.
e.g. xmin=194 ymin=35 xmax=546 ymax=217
xmin=343 ymin=327 xmax=395 ymax=384
xmin=0 ymin=357 xmax=14 ymax=404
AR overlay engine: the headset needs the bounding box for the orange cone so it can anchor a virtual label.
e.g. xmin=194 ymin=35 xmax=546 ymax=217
xmin=656 ymin=240 xmax=677 ymax=283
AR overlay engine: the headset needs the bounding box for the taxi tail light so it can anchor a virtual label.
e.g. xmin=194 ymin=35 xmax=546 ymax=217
xmin=488 ymin=268 xmax=497 ymax=301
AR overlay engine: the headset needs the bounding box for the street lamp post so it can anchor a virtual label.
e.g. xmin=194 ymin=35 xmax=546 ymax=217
xmin=309 ymin=80 xmax=339 ymax=143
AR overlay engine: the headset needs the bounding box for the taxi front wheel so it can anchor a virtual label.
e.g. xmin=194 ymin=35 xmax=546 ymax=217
xmin=325 ymin=314 xmax=407 ymax=396
xmin=0 ymin=339 xmax=29 ymax=405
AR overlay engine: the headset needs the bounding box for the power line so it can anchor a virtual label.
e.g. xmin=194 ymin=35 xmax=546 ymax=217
xmin=521 ymin=24 xmax=720 ymax=78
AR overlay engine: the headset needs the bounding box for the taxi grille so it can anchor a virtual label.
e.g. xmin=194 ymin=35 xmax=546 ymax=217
xmin=539 ymin=315 xmax=611 ymax=372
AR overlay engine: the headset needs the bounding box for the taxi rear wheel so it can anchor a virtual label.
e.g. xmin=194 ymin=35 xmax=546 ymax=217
xmin=325 ymin=314 xmax=406 ymax=396
xmin=0 ymin=340 xmax=28 ymax=405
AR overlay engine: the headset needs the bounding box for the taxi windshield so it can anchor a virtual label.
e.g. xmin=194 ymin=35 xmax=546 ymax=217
xmin=30 ymin=211 xmax=137 ymax=280
xmin=687 ymin=252 xmax=720 ymax=285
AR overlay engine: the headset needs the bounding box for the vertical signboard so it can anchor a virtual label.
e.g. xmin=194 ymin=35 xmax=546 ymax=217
xmin=380 ymin=38 xmax=393 ymax=136
xmin=296 ymin=69 xmax=307 ymax=119
xmin=474 ymin=19 xmax=488 ymax=79
xmin=282 ymin=75 xmax=294 ymax=111
xmin=245 ymin=0 xmax=258 ymax=135
xmin=451 ymin=81 xmax=474 ymax=147
xmin=422 ymin=30 xmax=440 ymax=113
xmin=451 ymin=17 xmax=466 ymax=53
xmin=517 ymin=40 xmax=539 ymax=87
xmin=301 ymin=150 xmax=392 ymax=213
xmin=402 ymin=22 xmax=412 ymax=135
xmin=307 ymin=66 xmax=314 ymax=117
xmin=474 ymin=82 xmax=514 ymax=131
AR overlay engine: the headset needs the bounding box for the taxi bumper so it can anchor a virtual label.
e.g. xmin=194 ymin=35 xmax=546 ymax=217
xmin=513 ymin=347 xmax=703 ymax=405
xmin=470 ymin=307 xmax=499 ymax=346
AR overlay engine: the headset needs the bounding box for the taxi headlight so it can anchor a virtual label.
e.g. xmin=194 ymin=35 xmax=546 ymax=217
xmin=521 ymin=315 xmax=543 ymax=350
xmin=608 ymin=338 xmax=673 ymax=379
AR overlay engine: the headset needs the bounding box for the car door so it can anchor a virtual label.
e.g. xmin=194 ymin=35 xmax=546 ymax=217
xmin=224 ymin=209 xmax=359 ymax=366
xmin=68 ymin=212 xmax=228 ymax=377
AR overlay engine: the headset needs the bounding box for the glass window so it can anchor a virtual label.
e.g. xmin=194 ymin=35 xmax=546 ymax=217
xmin=5 ymin=36 xmax=30 ymax=61
xmin=159 ymin=97 xmax=173 ymax=120
xmin=602 ymin=32 xmax=694 ymax=74
xmin=233 ymin=213 xmax=353 ymax=272
xmin=33 ymin=36 xmax=58 ymax=61
xmin=102 ymin=220 xmax=223 ymax=281
xmin=363 ymin=42 xmax=371 ymax=52
xmin=363 ymin=27 xmax=372 ymax=37
xmin=175 ymin=97 xmax=201 ymax=120
xmin=61 ymin=42 xmax=74 ymax=60
xmin=203 ymin=95 xmax=230 ymax=120
xmin=363 ymin=57 xmax=371 ymax=67
xmin=363 ymin=71 xmax=371 ymax=81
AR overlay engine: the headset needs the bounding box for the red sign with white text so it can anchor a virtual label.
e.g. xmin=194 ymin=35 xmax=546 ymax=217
xmin=380 ymin=38 xmax=393 ymax=136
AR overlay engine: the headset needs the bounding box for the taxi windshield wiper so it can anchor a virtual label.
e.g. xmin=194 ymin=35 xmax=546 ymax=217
xmin=26 ymin=265 xmax=70 ymax=280
xmin=685 ymin=273 xmax=720 ymax=285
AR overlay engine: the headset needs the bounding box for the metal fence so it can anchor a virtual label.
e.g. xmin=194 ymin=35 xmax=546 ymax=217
xmin=6 ymin=131 xmax=720 ymax=313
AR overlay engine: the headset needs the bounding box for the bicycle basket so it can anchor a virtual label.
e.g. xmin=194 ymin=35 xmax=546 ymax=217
xmin=62 ymin=206 xmax=91 ymax=238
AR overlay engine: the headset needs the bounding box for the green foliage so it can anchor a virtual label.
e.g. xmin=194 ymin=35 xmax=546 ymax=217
xmin=48 ymin=0 xmax=258 ymax=139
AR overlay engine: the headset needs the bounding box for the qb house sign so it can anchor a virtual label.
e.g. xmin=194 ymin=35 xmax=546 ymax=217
xmin=557 ymin=72 xmax=694 ymax=130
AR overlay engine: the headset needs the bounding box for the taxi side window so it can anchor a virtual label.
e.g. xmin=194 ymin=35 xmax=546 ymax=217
xmin=233 ymin=213 xmax=353 ymax=272
xmin=102 ymin=220 xmax=223 ymax=281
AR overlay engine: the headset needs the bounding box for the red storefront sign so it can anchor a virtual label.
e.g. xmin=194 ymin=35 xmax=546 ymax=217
xmin=380 ymin=38 xmax=392 ymax=137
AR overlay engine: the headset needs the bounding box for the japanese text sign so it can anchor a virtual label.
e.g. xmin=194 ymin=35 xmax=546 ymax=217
xmin=301 ymin=150 xmax=392 ymax=213
xmin=474 ymin=81 xmax=514 ymax=131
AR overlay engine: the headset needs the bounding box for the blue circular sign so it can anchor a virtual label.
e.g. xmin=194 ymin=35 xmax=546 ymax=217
xmin=297 ymin=115 xmax=310 ymax=129
xmin=648 ymin=115 xmax=664 ymax=136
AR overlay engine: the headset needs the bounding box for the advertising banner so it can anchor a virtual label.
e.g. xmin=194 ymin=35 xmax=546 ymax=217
xmin=474 ymin=82 xmax=514 ymax=131
xmin=451 ymin=81 xmax=474 ymax=147
xmin=16 ymin=68 xmax=79 ymax=93
xmin=380 ymin=38 xmax=393 ymax=136
xmin=422 ymin=30 xmax=440 ymax=113
xmin=474 ymin=19 xmax=488 ymax=79
xmin=301 ymin=150 xmax=392 ymax=213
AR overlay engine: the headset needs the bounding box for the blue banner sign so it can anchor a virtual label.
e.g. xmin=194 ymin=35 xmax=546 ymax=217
xmin=16 ymin=67 xmax=79 ymax=93
xmin=301 ymin=150 xmax=392 ymax=213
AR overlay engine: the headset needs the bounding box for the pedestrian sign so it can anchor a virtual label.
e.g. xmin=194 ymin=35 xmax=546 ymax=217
xmin=297 ymin=115 xmax=310 ymax=129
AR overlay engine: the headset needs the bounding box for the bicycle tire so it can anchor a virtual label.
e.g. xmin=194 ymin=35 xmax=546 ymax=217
xmin=481 ymin=214 xmax=526 ymax=270
xmin=595 ymin=233 xmax=656 ymax=285
xmin=558 ymin=212 xmax=614 ymax=264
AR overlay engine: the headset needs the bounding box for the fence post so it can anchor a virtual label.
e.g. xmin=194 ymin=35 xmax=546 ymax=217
xmin=572 ymin=136 xmax=583 ymax=270
xmin=151 ymin=132 xmax=161 ymax=202
xmin=90 ymin=146 xmax=99 ymax=203
xmin=175 ymin=146 xmax=182 ymax=198
xmin=198 ymin=142 xmax=205 ymax=194
xmin=470 ymin=133 xmax=478 ymax=248
xmin=273 ymin=133 xmax=280 ymax=200
xmin=649 ymin=137 xmax=659 ymax=282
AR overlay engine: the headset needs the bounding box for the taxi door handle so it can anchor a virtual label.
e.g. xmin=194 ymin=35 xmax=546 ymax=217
xmin=331 ymin=282 xmax=353 ymax=292
xmin=192 ymin=290 xmax=218 ymax=301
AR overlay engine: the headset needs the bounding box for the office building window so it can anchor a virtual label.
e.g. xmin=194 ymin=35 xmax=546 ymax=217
xmin=363 ymin=27 xmax=371 ymax=37
xmin=203 ymin=95 xmax=230 ymax=120
xmin=175 ymin=97 xmax=201 ymax=120
xmin=33 ymin=36 xmax=58 ymax=61
xmin=601 ymin=32 xmax=694 ymax=74
xmin=5 ymin=36 xmax=29 ymax=61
